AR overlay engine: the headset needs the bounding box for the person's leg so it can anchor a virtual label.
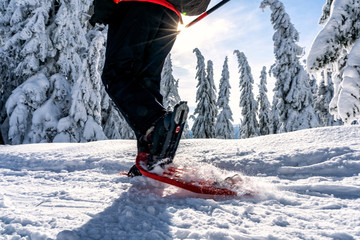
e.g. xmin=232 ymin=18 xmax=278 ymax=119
xmin=101 ymin=3 xmax=181 ymax=176
xmin=135 ymin=7 xmax=180 ymax=155
xmin=140 ymin=9 xmax=179 ymax=105
xmin=102 ymin=2 xmax=178 ymax=138
xmin=136 ymin=8 xmax=189 ymax=166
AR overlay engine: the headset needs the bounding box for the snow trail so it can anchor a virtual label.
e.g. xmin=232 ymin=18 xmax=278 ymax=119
xmin=0 ymin=126 xmax=359 ymax=239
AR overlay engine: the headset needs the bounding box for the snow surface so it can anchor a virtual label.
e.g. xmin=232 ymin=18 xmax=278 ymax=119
xmin=0 ymin=126 xmax=360 ymax=240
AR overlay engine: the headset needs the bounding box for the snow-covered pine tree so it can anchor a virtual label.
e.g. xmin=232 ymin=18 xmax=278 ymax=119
xmin=206 ymin=60 xmax=217 ymax=137
xmin=307 ymin=0 xmax=360 ymax=124
xmin=328 ymin=52 xmax=348 ymax=120
xmin=315 ymin=71 xmax=342 ymax=126
xmin=0 ymin=0 xmax=54 ymax=143
xmin=215 ymin=57 xmax=234 ymax=139
xmin=0 ymin=0 xmax=9 ymax=46
xmin=54 ymin=17 xmax=107 ymax=143
xmin=337 ymin=42 xmax=360 ymax=124
xmin=1 ymin=0 xmax=125 ymax=144
xmin=260 ymin=0 xmax=319 ymax=133
xmin=270 ymin=81 xmax=280 ymax=134
xmin=191 ymin=48 xmax=206 ymax=138
xmin=182 ymin=122 xmax=191 ymax=139
xmin=257 ymin=66 xmax=271 ymax=136
xmin=309 ymin=75 xmax=318 ymax=105
xmin=102 ymin=101 xmax=135 ymax=140
xmin=316 ymin=73 xmax=329 ymax=127
xmin=0 ymin=0 xmax=8 ymax=142
xmin=5 ymin=73 xmax=50 ymax=144
xmin=28 ymin=74 xmax=71 ymax=143
xmin=160 ymin=53 xmax=191 ymax=138
xmin=0 ymin=0 xmax=53 ymax=82
xmin=192 ymin=48 xmax=217 ymax=138
xmin=234 ymin=50 xmax=259 ymax=139
xmin=319 ymin=0 xmax=334 ymax=25
xmin=161 ymin=54 xmax=181 ymax=111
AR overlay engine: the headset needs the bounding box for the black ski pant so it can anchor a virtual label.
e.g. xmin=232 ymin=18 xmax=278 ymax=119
xmin=102 ymin=2 xmax=179 ymax=138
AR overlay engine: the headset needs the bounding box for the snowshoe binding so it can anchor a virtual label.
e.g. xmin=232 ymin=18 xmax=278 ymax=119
xmin=144 ymin=101 xmax=189 ymax=169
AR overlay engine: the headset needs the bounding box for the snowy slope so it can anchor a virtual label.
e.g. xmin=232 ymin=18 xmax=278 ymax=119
xmin=0 ymin=126 xmax=359 ymax=240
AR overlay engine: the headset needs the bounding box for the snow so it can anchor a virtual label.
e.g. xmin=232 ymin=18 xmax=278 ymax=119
xmin=306 ymin=0 xmax=360 ymax=124
xmin=0 ymin=126 xmax=360 ymax=240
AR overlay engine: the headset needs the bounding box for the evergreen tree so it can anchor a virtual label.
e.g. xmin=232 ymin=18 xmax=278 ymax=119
xmin=215 ymin=57 xmax=234 ymax=139
xmin=309 ymin=74 xmax=321 ymax=125
xmin=106 ymin=107 xmax=135 ymax=139
xmin=160 ymin=53 xmax=191 ymax=138
xmin=191 ymin=48 xmax=207 ymax=138
xmin=56 ymin=21 xmax=109 ymax=142
xmin=0 ymin=0 xmax=10 ymax=114
xmin=257 ymin=66 xmax=271 ymax=136
xmin=49 ymin=0 xmax=107 ymax=143
xmin=260 ymin=0 xmax=319 ymax=133
xmin=319 ymin=0 xmax=334 ymax=25
xmin=269 ymin=80 xmax=280 ymax=134
xmin=316 ymin=71 xmax=343 ymax=126
xmin=328 ymin=52 xmax=347 ymax=119
xmin=205 ymin=60 xmax=217 ymax=137
xmin=182 ymin=122 xmax=191 ymax=139
xmin=234 ymin=50 xmax=259 ymax=139
xmin=307 ymin=0 xmax=360 ymax=124
xmin=28 ymin=74 xmax=71 ymax=143
xmin=0 ymin=0 xmax=7 ymax=46
xmin=309 ymin=75 xmax=319 ymax=105
xmin=0 ymin=0 xmax=54 ymax=143
xmin=5 ymin=73 xmax=50 ymax=144
xmin=161 ymin=54 xmax=181 ymax=111
xmin=0 ymin=0 xmax=131 ymax=144
xmin=192 ymin=48 xmax=217 ymax=138
xmin=336 ymin=43 xmax=360 ymax=124
xmin=101 ymin=93 xmax=135 ymax=140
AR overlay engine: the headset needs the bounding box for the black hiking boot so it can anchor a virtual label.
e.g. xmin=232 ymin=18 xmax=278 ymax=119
xmin=144 ymin=101 xmax=189 ymax=169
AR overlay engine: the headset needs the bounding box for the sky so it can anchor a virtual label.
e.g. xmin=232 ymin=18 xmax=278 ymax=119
xmin=170 ymin=0 xmax=325 ymax=125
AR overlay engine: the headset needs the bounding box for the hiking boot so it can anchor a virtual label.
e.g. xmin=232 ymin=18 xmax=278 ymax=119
xmin=145 ymin=101 xmax=189 ymax=169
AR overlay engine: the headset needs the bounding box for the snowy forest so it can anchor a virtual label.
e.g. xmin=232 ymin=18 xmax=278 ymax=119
xmin=0 ymin=0 xmax=359 ymax=145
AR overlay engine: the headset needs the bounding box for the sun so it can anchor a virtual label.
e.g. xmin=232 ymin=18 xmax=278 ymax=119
xmin=173 ymin=17 xmax=231 ymax=54
xmin=177 ymin=22 xmax=187 ymax=33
